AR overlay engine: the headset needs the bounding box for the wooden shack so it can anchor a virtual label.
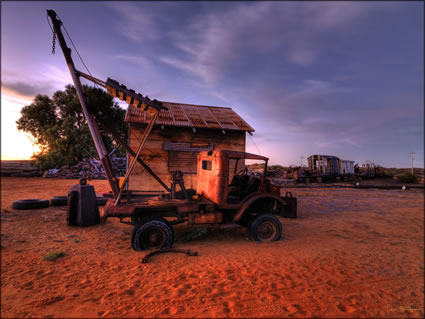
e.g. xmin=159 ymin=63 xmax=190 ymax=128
xmin=125 ymin=101 xmax=254 ymax=191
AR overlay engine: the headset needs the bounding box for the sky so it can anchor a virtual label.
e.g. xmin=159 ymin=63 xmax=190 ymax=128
xmin=1 ymin=1 xmax=424 ymax=167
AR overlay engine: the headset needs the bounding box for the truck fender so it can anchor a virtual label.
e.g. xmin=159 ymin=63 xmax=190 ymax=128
xmin=233 ymin=192 xmax=287 ymax=222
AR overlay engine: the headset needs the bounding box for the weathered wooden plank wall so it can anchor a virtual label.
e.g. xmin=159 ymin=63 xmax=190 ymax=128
xmin=128 ymin=125 xmax=246 ymax=191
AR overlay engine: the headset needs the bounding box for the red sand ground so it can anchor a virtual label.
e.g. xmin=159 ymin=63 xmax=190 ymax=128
xmin=1 ymin=177 xmax=424 ymax=318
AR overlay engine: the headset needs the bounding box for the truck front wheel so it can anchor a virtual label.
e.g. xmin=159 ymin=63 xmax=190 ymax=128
xmin=131 ymin=217 xmax=174 ymax=251
xmin=248 ymin=214 xmax=282 ymax=242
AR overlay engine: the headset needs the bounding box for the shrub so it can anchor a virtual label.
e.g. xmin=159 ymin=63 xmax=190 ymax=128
xmin=43 ymin=251 xmax=65 ymax=261
xmin=382 ymin=170 xmax=393 ymax=179
xmin=398 ymin=174 xmax=417 ymax=184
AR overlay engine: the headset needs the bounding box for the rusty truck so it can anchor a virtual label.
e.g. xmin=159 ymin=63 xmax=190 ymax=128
xmin=47 ymin=10 xmax=297 ymax=252
xmin=103 ymin=149 xmax=297 ymax=251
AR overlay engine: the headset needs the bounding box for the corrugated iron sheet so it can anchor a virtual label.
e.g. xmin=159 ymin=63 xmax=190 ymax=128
xmin=125 ymin=101 xmax=254 ymax=132
xmin=168 ymin=151 xmax=198 ymax=174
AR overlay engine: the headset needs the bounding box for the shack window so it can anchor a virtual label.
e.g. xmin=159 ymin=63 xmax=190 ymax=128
xmin=202 ymin=160 xmax=212 ymax=171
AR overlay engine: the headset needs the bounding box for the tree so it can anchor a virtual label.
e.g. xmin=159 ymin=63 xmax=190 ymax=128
xmin=17 ymin=84 xmax=127 ymax=169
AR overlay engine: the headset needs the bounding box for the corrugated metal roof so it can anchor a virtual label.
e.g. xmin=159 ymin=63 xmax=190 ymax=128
xmin=124 ymin=101 xmax=254 ymax=132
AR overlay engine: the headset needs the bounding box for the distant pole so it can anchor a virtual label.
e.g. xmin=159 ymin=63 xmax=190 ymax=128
xmin=410 ymin=152 xmax=415 ymax=174
xmin=300 ymin=156 xmax=304 ymax=167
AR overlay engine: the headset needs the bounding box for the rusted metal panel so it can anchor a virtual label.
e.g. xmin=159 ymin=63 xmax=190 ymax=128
xmin=105 ymin=78 xmax=164 ymax=112
xmin=184 ymin=106 xmax=208 ymax=128
xmin=125 ymin=101 xmax=254 ymax=132
xmin=176 ymin=202 xmax=199 ymax=214
xmin=196 ymin=150 xmax=231 ymax=207
xmin=209 ymin=108 xmax=239 ymax=130
xmin=168 ymin=104 xmax=191 ymax=127
xmin=188 ymin=212 xmax=222 ymax=225
xmin=197 ymin=107 xmax=221 ymax=129
xmin=163 ymin=142 xmax=213 ymax=152
xmin=233 ymin=192 xmax=286 ymax=222
xmin=104 ymin=197 xmax=196 ymax=218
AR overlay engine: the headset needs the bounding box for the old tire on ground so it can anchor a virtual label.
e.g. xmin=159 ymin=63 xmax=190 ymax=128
xmin=12 ymin=199 xmax=49 ymax=210
xmin=131 ymin=217 xmax=174 ymax=251
xmin=51 ymin=196 xmax=68 ymax=206
xmin=96 ymin=197 xmax=107 ymax=206
xmin=248 ymin=213 xmax=282 ymax=242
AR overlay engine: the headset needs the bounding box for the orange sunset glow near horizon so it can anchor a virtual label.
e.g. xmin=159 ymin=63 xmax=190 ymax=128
xmin=1 ymin=90 xmax=41 ymax=160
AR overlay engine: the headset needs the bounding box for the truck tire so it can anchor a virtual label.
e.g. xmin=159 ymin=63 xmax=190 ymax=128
xmin=96 ymin=197 xmax=107 ymax=206
xmin=248 ymin=213 xmax=282 ymax=242
xmin=12 ymin=199 xmax=49 ymax=210
xmin=51 ymin=196 xmax=68 ymax=206
xmin=131 ymin=217 xmax=174 ymax=251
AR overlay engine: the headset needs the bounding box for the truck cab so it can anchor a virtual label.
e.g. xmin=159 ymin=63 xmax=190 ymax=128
xmin=196 ymin=150 xmax=296 ymax=224
xmin=197 ymin=150 xmax=280 ymax=207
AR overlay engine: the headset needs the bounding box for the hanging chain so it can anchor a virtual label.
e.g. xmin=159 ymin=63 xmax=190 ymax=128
xmin=52 ymin=31 xmax=56 ymax=54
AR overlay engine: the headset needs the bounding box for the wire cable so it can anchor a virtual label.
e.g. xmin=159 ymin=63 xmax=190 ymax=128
xmin=248 ymin=134 xmax=262 ymax=155
xmin=55 ymin=13 xmax=98 ymax=88
xmin=46 ymin=14 xmax=54 ymax=33
xmin=61 ymin=24 xmax=91 ymax=75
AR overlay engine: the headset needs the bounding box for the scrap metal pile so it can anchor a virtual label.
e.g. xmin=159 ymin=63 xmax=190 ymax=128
xmin=45 ymin=157 xmax=126 ymax=179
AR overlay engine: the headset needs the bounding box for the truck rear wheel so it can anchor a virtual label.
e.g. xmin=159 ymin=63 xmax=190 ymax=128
xmin=131 ymin=217 xmax=174 ymax=251
xmin=248 ymin=214 xmax=282 ymax=242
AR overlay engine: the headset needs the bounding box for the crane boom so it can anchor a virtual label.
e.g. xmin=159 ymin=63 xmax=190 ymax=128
xmin=46 ymin=10 xmax=168 ymax=202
